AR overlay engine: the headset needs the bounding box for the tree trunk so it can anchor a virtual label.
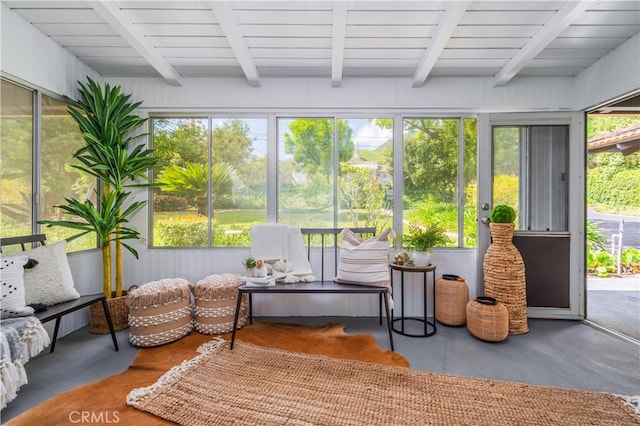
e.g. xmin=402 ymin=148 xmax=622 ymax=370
xmin=102 ymin=243 xmax=112 ymax=299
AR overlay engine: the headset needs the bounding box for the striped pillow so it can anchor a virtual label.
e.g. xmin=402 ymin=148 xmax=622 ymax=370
xmin=334 ymin=228 xmax=392 ymax=287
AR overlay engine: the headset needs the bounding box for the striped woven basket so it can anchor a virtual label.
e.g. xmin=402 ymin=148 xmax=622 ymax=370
xmin=483 ymin=223 xmax=528 ymax=335
xmin=193 ymin=273 xmax=248 ymax=335
xmin=126 ymin=278 xmax=193 ymax=347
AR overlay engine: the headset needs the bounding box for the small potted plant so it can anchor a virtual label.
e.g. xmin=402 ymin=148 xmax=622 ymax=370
xmin=403 ymin=223 xmax=449 ymax=267
xmin=243 ymin=256 xmax=257 ymax=277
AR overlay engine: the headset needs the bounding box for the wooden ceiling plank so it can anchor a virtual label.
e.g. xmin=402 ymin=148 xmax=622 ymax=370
xmin=493 ymin=0 xmax=590 ymax=87
xmin=88 ymin=0 xmax=183 ymax=86
xmin=331 ymin=1 xmax=347 ymax=87
xmin=412 ymin=1 xmax=471 ymax=87
xmin=208 ymin=0 xmax=261 ymax=86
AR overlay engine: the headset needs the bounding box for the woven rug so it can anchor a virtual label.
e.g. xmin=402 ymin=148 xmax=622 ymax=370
xmin=128 ymin=340 xmax=640 ymax=426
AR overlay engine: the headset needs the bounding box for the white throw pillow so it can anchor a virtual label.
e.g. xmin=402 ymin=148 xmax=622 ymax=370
xmin=22 ymin=240 xmax=80 ymax=306
xmin=334 ymin=228 xmax=392 ymax=287
xmin=1 ymin=254 xmax=35 ymax=318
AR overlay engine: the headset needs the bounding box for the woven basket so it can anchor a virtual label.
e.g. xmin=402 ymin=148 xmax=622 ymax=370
xmin=483 ymin=223 xmax=528 ymax=335
xmin=466 ymin=296 xmax=509 ymax=342
xmin=127 ymin=279 xmax=193 ymax=347
xmin=435 ymin=274 xmax=469 ymax=326
xmin=88 ymin=293 xmax=129 ymax=334
xmin=193 ymin=273 xmax=248 ymax=335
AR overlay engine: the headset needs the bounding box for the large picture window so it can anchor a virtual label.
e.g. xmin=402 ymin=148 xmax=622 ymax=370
xmin=151 ymin=117 xmax=267 ymax=247
xmin=277 ymin=117 xmax=393 ymax=231
xmin=0 ymin=79 xmax=97 ymax=252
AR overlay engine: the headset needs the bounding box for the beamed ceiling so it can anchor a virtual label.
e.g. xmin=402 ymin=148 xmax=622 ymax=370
xmin=3 ymin=0 xmax=639 ymax=89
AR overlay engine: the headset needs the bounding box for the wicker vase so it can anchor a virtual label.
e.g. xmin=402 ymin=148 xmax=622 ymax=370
xmin=483 ymin=223 xmax=528 ymax=335
xmin=89 ymin=293 xmax=129 ymax=334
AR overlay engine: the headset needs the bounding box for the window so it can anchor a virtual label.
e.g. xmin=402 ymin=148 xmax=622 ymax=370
xmin=0 ymin=80 xmax=33 ymax=238
xmin=41 ymin=94 xmax=97 ymax=251
xmin=277 ymin=117 xmax=392 ymax=231
xmin=0 ymin=79 xmax=97 ymax=252
xmin=492 ymin=125 xmax=569 ymax=231
xmin=151 ymin=117 xmax=267 ymax=247
xmin=403 ymin=118 xmax=477 ymax=248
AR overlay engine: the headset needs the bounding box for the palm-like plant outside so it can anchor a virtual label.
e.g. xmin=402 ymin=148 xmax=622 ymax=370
xmin=42 ymin=77 xmax=158 ymax=298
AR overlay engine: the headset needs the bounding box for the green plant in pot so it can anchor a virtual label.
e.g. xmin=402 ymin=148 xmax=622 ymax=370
xmin=243 ymin=256 xmax=257 ymax=277
xmin=403 ymin=223 xmax=449 ymax=267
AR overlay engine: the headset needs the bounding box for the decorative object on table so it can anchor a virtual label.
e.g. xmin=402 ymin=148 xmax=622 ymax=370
xmin=253 ymin=259 xmax=268 ymax=278
xmin=250 ymin=224 xmax=315 ymax=283
xmin=242 ymin=256 xmax=257 ymax=277
xmin=393 ymin=252 xmax=410 ymax=266
xmin=483 ymin=204 xmax=528 ymax=335
xmin=403 ymin=223 xmax=449 ymax=267
xmin=193 ymin=273 xmax=248 ymax=334
xmin=466 ymin=296 xmax=509 ymax=342
xmin=435 ymin=274 xmax=469 ymax=326
xmin=127 ymin=278 xmax=193 ymax=347
xmin=39 ymin=78 xmax=159 ymax=333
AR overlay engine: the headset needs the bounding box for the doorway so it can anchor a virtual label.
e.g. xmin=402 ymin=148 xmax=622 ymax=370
xmin=477 ymin=112 xmax=585 ymax=319
xmin=585 ymin=94 xmax=640 ymax=342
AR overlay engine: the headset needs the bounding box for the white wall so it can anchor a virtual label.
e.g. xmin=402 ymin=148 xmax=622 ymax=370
xmin=0 ymin=4 xmax=100 ymax=97
xmin=574 ymin=33 xmax=640 ymax=110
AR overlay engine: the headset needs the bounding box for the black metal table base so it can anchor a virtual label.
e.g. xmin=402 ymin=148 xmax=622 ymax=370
xmin=390 ymin=263 xmax=437 ymax=338
xmin=392 ymin=317 xmax=436 ymax=337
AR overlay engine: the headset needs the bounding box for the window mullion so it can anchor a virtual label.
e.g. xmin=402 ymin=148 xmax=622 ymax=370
xmin=458 ymin=118 xmax=465 ymax=247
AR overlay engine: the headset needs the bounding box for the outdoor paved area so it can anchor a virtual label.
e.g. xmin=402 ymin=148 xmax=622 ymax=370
xmin=587 ymin=276 xmax=640 ymax=341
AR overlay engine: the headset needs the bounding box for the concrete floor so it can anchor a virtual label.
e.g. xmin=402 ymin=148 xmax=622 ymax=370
xmin=3 ymin=316 xmax=639 ymax=423
xmin=587 ymin=276 xmax=640 ymax=341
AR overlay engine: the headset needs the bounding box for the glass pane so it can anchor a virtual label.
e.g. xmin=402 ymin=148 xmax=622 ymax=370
xmin=40 ymin=94 xmax=98 ymax=252
xmin=492 ymin=126 xmax=521 ymax=229
xmin=338 ymin=118 xmax=393 ymax=232
xmin=402 ymin=118 xmax=458 ymax=248
xmin=0 ymin=80 xmax=33 ymax=240
xmin=278 ymin=118 xmax=336 ymax=227
xmin=527 ymin=125 xmax=568 ymax=231
xmin=152 ymin=118 xmax=209 ymax=247
xmin=211 ymin=118 xmax=267 ymax=246
xmin=463 ymin=118 xmax=478 ymax=247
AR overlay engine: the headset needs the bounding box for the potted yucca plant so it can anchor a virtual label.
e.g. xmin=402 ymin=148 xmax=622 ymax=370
xmin=40 ymin=77 xmax=159 ymax=333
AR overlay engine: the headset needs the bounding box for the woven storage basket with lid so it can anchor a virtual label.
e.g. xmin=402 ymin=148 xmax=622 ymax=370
xmin=127 ymin=278 xmax=193 ymax=347
xmin=435 ymin=274 xmax=469 ymax=326
xmin=193 ymin=273 xmax=248 ymax=334
xmin=466 ymin=296 xmax=509 ymax=342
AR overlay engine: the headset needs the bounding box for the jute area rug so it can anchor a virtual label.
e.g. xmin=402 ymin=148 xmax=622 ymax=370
xmin=127 ymin=338 xmax=639 ymax=426
xmin=6 ymin=322 xmax=407 ymax=425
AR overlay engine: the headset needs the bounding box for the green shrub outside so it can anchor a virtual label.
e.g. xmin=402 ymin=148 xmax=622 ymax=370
xmin=155 ymin=216 xmax=208 ymax=246
xmin=588 ymin=168 xmax=640 ymax=208
xmin=154 ymin=195 xmax=188 ymax=212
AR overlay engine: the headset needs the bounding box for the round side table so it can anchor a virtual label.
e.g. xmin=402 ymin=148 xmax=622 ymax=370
xmin=389 ymin=263 xmax=437 ymax=337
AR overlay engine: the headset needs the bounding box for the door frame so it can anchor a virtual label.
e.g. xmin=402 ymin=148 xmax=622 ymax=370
xmin=477 ymin=112 xmax=585 ymax=319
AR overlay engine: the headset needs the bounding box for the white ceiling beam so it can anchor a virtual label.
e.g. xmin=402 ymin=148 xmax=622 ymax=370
xmin=88 ymin=1 xmax=182 ymax=86
xmin=331 ymin=2 xmax=347 ymax=88
xmin=493 ymin=0 xmax=589 ymax=87
xmin=412 ymin=1 xmax=470 ymax=88
xmin=208 ymin=1 xmax=260 ymax=87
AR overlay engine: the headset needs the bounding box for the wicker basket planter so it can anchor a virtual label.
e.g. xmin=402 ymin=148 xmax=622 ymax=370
xmin=88 ymin=293 xmax=129 ymax=334
xmin=483 ymin=223 xmax=528 ymax=335
xmin=435 ymin=274 xmax=469 ymax=326
xmin=466 ymin=296 xmax=509 ymax=342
